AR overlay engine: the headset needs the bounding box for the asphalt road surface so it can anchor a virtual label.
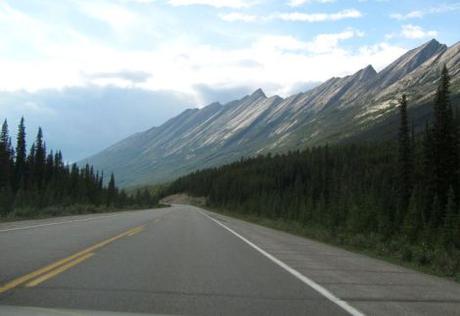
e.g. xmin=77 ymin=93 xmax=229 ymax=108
xmin=1 ymin=205 xmax=460 ymax=316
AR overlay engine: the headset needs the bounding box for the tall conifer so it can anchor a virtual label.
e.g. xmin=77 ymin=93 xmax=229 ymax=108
xmin=398 ymin=95 xmax=413 ymax=218
xmin=0 ymin=120 xmax=13 ymax=215
xmin=0 ymin=120 xmax=11 ymax=186
xmin=15 ymin=117 xmax=26 ymax=190
xmin=431 ymin=66 xmax=457 ymax=225
xmin=107 ymin=173 xmax=116 ymax=206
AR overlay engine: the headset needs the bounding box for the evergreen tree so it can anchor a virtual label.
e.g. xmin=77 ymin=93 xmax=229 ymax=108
xmin=107 ymin=173 xmax=116 ymax=206
xmin=431 ymin=66 xmax=457 ymax=223
xmin=443 ymin=187 xmax=458 ymax=248
xmin=142 ymin=188 xmax=152 ymax=207
xmin=0 ymin=120 xmax=13 ymax=215
xmin=404 ymin=188 xmax=419 ymax=242
xmin=0 ymin=120 xmax=11 ymax=185
xmin=33 ymin=128 xmax=46 ymax=191
xmin=398 ymin=95 xmax=413 ymax=219
xmin=422 ymin=122 xmax=435 ymax=225
xmin=0 ymin=118 xmax=149 ymax=218
xmin=26 ymin=143 xmax=36 ymax=191
xmin=45 ymin=151 xmax=54 ymax=185
xmin=15 ymin=117 xmax=26 ymax=191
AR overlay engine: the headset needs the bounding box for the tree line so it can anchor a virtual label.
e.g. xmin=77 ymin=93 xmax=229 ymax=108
xmin=164 ymin=67 xmax=460 ymax=276
xmin=0 ymin=119 xmax=157 ymax=218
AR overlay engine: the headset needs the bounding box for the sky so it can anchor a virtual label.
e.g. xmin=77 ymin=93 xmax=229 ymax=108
xmin=0 ymin=0 xmax=459 ymax=161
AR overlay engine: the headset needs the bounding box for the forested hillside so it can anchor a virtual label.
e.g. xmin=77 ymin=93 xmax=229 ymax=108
xmin=0 ymin=119 xmax=157 ymax=219
xmin=164 ymin=67 xmax=460 ymax=278
xmin=83 ymin=39 xmax=460 ymax=187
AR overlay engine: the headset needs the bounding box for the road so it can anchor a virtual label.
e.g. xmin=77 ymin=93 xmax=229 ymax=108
xmin=1 ymin=205 xmax=460 ymax=316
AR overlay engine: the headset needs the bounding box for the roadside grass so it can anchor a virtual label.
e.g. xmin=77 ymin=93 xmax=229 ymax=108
xmin=0 ymin=203 xmax=169 ymax=223
xmin=186 ymin=202 xmax=460 ymax=284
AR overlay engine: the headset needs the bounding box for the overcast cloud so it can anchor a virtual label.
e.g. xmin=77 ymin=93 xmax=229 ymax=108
xmin=0 ymin=0 xmax=458 ymax=161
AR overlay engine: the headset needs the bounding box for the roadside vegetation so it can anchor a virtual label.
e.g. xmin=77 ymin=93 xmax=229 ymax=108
xmin=163 ymin=67 xmax=460 ymax=280
xmin=0 ymin=119 xmax=158 ymax=221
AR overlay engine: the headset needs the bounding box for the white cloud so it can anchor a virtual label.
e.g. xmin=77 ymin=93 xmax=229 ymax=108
xmin=400 ymin=24 xmax=437 ymax=39
xmin=219 ymin=12 xmax=258 ymax=22
xmin=0 ymin=3 xmax=405 ymax=105
xmin=385 ymin=24 xmax=437 ymax=40
xmin=0 ymin=25 xmax=405 ymax=104
xmin=122 ymin=0 xmax=157 ymax=3
xmin=356 ymin=43 xmax=406 ymax=69
xmin=307 ymin=29 xmax=364 ymax=53
xmin=390 ymin=10 xmax=423 ymax=20
xmin=288 ymin=0 xmax=335 ymax=7
xmin=250 ymin=28 xmax=363 ymax=53
xmin=220 ymin=9 xmax=362 ymax=23
xmin=390 ymin=3 xmax=460 ymax=20
xmin=254 ymin=35 xmax=309 ymax=51
xmin=253 ymin=29 xmax=364 ymax=54
xmin=78 ymin=2 xmax=138 ymax=30
xmin=276 ymin=9 xmax=362 ymax=22
xmin=168 ymin=0 xmax=253 ymax=8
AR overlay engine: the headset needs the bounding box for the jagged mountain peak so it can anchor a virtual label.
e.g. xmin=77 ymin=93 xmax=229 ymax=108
xmin=82 ymin=39 xmax=460 ymax=187
xmin=369 ymin=38 xmax=447 ymax=90
xmin=423 ymin=38 xmax=442 ymax=48
xmin=237 ymin=88 xmax=268 ymax=105
xmin=301 ymin=64 xmax=378 ymax=112
xmin=204 ymin=101 xmax=222 ymax=109
xmin=360 ymin=64 xmax=377 ymax=77
xmin=350 ymin=65 xmax=377 ymax=82
xmin=250 ymin=88 xmax=267 ymax=99
xmin=414 ymin=38 xmax=447 ymax=60
xmin=399 ymin=38 xmax=445 ymax=64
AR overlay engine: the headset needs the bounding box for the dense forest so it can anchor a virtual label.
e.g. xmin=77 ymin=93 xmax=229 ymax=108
xmin=164 ymin=67 xmax=460 ymax=278
xmin=0 ymin=119 xmax=158 ymax=218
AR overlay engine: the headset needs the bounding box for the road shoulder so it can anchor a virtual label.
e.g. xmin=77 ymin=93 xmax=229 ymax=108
xmin=194 ymin=205 xmax=460 ymax=316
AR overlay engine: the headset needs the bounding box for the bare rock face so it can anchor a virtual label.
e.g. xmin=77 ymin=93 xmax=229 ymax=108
xmin=81 ymin=39 xmax=460 ymax=187
xmin=373 ymin=39 xmax=447 ymax=89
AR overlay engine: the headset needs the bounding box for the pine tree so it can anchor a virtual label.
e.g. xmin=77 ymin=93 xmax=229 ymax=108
xmin=0 ymin=118 xmax=127 ymax=215
xmin=33 ymin=127 xmax=46 ymax=191
xmin=422 ymin=122 xmax=435 ymax=225
xmin=431 ymin=194 xmax=442 ymax=232
xmin=15 ymin=117 xmax=26 ymax=191
xmin=404 ymin=186 xmax=421 ymax=242
xmin=142 ymin=188 xmax=152 ymax=207
xmin=443 ymin=187 xmax=458 ymax=248
xmin=431 ymin=66 xmax=457 ymax=225
xmin=398 ymin=95 xmax=413 ymax=219
xmin=106 ymin=173 xmax=116 ymax=207
xmin=0 ymin=120 xmax=11 ymax=184
xmin=45 ymin=151 xmax=54 ymax=185
xmin=26 ymin=143 xmax=36 ymax=192
xmin=0 ymin=120 xmax=13 ymax=215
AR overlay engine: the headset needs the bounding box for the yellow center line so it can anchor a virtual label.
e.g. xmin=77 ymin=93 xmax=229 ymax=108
xmin=25 ymin=253 xmax=95 ymax=287
xmin=0 ymin=224 xmax=143 ymax=294
xmin=127 ymin=226 xmax=144 ymax=237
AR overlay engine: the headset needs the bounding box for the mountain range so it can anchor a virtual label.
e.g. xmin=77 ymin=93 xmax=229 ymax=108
xmin=81 ymin=39 xmax=460 ymax=187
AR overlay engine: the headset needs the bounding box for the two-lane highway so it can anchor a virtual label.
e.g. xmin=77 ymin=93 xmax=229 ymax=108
xmin=1 ymin=205 xmax=460 ymax=315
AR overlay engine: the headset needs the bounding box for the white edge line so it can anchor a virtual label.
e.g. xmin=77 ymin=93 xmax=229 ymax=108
xmin=0 ymin=213 xmax=122 ymax=233
xmin=198 ymin=209 xmax=365 ymax=316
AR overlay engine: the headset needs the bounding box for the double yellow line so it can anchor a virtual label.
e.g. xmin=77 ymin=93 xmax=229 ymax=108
xmin=0 ymin=225 xmax=144 ymax=293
